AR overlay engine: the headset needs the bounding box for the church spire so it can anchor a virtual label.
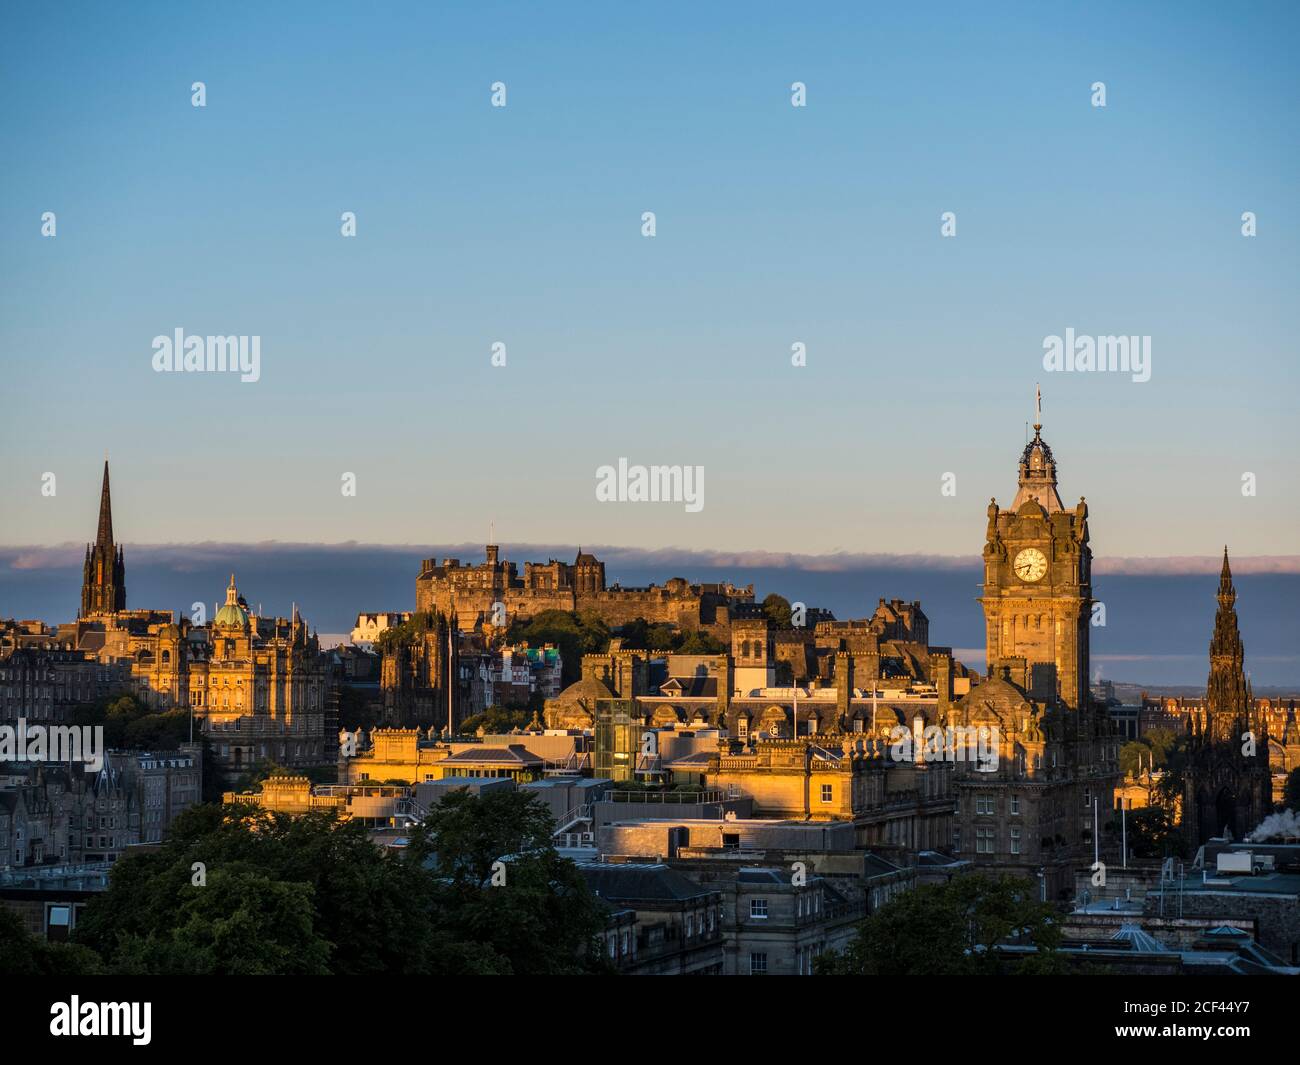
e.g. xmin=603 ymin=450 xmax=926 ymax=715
xmin=96 ymin=459 xmax=114 ymax=548
xmin=80 ymin=459 xmax=126 ymax=617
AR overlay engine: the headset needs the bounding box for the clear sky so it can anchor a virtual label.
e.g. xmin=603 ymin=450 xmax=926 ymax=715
xmin=2 ymin=1 xmax=1296 ymax=561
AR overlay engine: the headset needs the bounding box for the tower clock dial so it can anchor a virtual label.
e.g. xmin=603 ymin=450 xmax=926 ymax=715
xmin=1013 ymin=547 xmax=1048 ymax=582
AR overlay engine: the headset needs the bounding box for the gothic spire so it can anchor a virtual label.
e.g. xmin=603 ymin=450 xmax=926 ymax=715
xmin=81 ymin=458 xmax=126 ymax=616
xmin=1217 ymin=545 xmax=1235 ymax=606
xmin=1206 ymin=546 xmax=1249 ymax=742
xmin=96 ymin=460 xmax=114 ymax=548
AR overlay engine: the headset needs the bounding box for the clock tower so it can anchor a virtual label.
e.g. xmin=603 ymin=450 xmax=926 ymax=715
xmin=979 ymin=407 xmax=1092 ymax=711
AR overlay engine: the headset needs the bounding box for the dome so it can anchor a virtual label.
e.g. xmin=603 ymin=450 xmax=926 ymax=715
xmin=552 ymin=675 xmax=616 ymax=707
xmin=214 ymin=573 xmax=250 ymax=629
xmin=954 ymin=676 xmax=1033 ymax=724
xmin=544 ymin=674 xmax=616 ymax=730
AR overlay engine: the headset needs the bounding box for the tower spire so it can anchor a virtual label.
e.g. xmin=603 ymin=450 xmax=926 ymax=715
xmin=80 ymin=459 xmax=126 ymax=616
xmin=96 ymin=460 xmax=114 ymax=547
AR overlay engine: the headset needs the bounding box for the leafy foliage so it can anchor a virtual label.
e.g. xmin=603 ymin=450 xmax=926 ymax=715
xmin=71 ymin=694 xmax=192 ymax=751
xmin=0 ymin=906 xmax=103 ymax=975
xmin=506 ymin=610 xmax=610 ymax=686
xmin=610 ymin=617 xmax=727 ymax=656
xmin=63 ymin=790 xmax=610 ymax=975
xmin=1285 ymin=767 xmax=1300 ymax=812
xmin=816 ymin=875 xmax=1065 ymax=976
xmin=762 ymin=593 xmax=793 ymax=629
xmin=459 ymin=705 xmax=533 ymax=736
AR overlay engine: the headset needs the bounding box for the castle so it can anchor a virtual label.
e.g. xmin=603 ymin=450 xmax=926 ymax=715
xmin=532 ymin=410 xmax=1121 ymax=898
xmin=415 ymin=545 xmax=754 ymax=631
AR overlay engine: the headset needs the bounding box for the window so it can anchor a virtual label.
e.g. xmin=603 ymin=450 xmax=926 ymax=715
xmin=737 ymin=717 xmax=749 ymax=739
xmin=1010 ymin=795 xmax=1020 ymax=815
xmin=975 ymin=827 xmax=994 ymax=854
xmin=1010 ymin=826 xmax=1021 ymax=855
xmin=750 ymin=952 xmax=768 ymax=975
xmin=820 ymin=784 xmax=833 ymax=804
xmin=46 ymin=905 xmax=71 ymax=942
xmin=976 ymin=795 xmax=994 ymax=815
xmin=750 ymin=898 xmax=769 ymax=920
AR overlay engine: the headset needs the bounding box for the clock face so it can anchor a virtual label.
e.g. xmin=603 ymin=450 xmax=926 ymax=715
xmin=1013 ymin=548 xmax=1048 ymax=583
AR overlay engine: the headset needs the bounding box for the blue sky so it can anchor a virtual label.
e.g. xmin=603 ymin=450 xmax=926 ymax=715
xmin=2 ymin=1 xmax=1297 ymax=560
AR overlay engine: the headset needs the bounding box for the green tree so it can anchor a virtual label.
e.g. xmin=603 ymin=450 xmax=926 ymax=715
xmin=459 ymin=706 xmax=532 ymax=736
xmin=71 ymin=694 xmax=192 ymax=751
xmin=816 ymin=875 xmax=1065 ymax=976
xmin=407 ymin=788 xmax=611 ymax=974
xmin=1283 ymin=766 xmax=1300 ymax=811
xmin=0 ymin=906 xmax=104 ymax=975
xmin=676 ymin=629 xmax=726 ymax=655
xmin=70 ymin=792 xmax=611 ymax=975
xmin=762 ymin=593 xmax=793 ymax=629
xmin=1125 ymin=805 xmax=1187 ymax=859
xmin=506 ymin=610 xmax=610 ymax=686
xmin=75 ymin=804 xmax=442 ymax=975
xmin=107 ymin=870 xmax=331 ymax=975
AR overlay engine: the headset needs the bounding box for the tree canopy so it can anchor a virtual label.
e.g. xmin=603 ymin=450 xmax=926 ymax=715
xmin=65 ymin=790 xmax=611 ymax=975
xmin=816 ymin=875 xmax=1065 ymax=976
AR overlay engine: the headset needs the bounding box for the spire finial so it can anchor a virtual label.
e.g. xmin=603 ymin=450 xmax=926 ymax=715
xmin=94 ymin=459 xmax=115 ymax=548
xmin=1034 ymin=383 xmax=1042 ymax=432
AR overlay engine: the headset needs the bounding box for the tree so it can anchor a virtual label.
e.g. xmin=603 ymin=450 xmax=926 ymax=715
xmin=676 ymin=629 xmax=726 ymax=655
xmin=75 ymin=804 xmax=442 ymax=975
xmin=506 ymin=610 xmax=610 ymax=686
xmin=816 ymin=875 xmax=1065 ymax=975
xmin=71 ymin=694 xmax=191 ymax=751
xmin=1119 ymin=740 xmax=1149 ymax=779
xmin=458 ymin=706 xmax=532 ymax=736
xmin=1283 ymin=767 xmax=1300 ymax=812
xmin=762 ymin=593 xmax=793 ymax=629
xmin=1125 ymin=805 xmax=1187 ymax=859
xmin=0 ymin=906 xmax=103 ymax=975
xmin=407 ymin=788 xmax=612 ymax=974
xmin=70 ymin=792 xmax=612 ymax=975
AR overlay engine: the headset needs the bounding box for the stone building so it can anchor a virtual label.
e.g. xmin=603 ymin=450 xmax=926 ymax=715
xmin=577 ymin=862 xmax=725 ymax=975
xmin=378 ymin=609 xmax=460 ymax=730
xmin=0 ymin=747 xmax=201 ymax=871
xmin=0 ymin=622 xmax=125 ymax=725
xmin=948 ymin=413 xmax=1120 ymax=899
xmin=415 ymin=544 xmax=753 ymax=631
xmin=38 ymin=463 xmax=337 ymax=782
xmin=1183 ymin=550 xmax=1272 ymax=845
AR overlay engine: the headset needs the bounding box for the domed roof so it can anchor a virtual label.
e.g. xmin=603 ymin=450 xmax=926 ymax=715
xmin=954 ymin=676 xmax=1033 ymax=723
xmin=214 ymin=573 xmax=250 ymax=629
xmin=551 ymin=675 xmax=615 ymax=706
